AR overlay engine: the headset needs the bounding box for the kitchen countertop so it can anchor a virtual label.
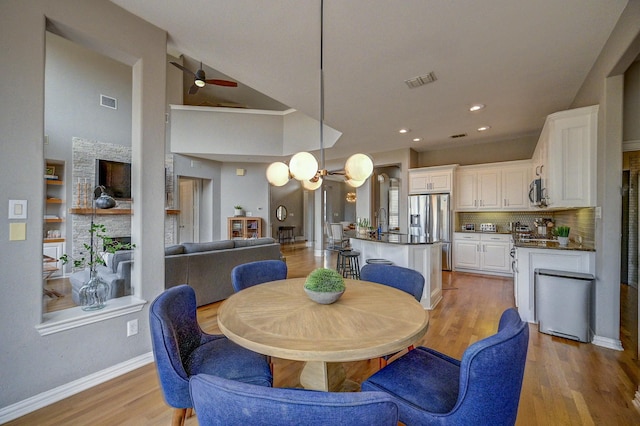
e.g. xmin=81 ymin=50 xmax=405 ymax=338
xmin=455 ymin=231 xmax=512 ymax=235
xmin=350 ymin=233 xmax=440 ymax=245
xmin=514 ymin=240 xmax=595 ymax=252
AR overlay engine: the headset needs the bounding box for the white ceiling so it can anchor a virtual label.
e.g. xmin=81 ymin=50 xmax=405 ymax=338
xmin=111 ymin=0 xmax=628 ymax=162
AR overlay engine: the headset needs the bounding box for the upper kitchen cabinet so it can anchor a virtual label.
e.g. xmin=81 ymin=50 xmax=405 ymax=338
xmin=408 ymin=165 xmax=456 ymax=194
xmin=455 ymin=160 xmax=531 ymax=211
xmin=501 ymin=162 xmax=532 ymax=210
xmin=455 ymin=166 xmax=501 ymax=210
xmin=533 ymin=105 xmax=598 ymax=209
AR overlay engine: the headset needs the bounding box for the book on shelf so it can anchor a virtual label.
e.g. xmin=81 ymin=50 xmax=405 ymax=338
xmin=44 ymin=175 xmax=59 ymax=180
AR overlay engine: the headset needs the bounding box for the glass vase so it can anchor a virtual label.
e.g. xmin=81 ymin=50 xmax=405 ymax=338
xmin=79 ymin=269 xmax=110 ymax=311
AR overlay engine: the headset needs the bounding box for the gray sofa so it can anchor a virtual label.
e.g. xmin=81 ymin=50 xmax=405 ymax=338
xmin=69 ymin=238 xmax=282 ymax=307
xmin=69 ymin=250 xmax=134 ymax=305
xmin=164 ymin=238 xmax=282 ymax=306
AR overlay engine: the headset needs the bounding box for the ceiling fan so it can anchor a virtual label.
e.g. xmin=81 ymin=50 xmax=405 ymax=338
xmin=170 ymin=61 xmax=238 ymax=94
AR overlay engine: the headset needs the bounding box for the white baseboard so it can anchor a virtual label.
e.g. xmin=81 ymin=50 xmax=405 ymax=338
xmin=591 ymin=335 xmax=623 ymax=351
xmin=0 ymin=352 xmax=154 ymax=424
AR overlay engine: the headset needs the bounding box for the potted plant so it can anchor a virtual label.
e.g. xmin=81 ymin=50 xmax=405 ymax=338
xmin=357 ymin=218 xmax=370 ymax=235
xmin=553 ymin=226 xmax=570 ymax=246
xmin=234 ymin=205 xmax=245 ymax=217
xmin=60 ymin=223 xmax=135 ymax=310
xmin=304 ymin=268 xmax=346 ymax=304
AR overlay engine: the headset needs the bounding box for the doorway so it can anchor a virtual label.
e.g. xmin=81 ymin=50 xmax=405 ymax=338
xmin=178 ymin=177 xmax=201 ymax=243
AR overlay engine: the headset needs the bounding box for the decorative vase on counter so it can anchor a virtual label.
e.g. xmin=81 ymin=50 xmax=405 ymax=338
xmin=79 ymin=269 xmax=110 ymax=311
xmin=557 ymin=236 xmax=569 ymax=246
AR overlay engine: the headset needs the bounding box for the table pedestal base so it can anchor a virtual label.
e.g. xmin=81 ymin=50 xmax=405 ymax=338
xmin=300 ymin=361 xmax=352 ymax=392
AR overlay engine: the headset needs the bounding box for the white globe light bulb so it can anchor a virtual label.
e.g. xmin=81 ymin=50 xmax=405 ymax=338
xmin=345 ymin=178 xmax=365 ymax=188
xmin=289 ymin=152 xmax=318 ymax=181
xmin=266 ymin=162 xmax=290 ymax=186
xmin=302 ymin=177 xmax=323 ymax=190
xmin=344 ymin=153 xmax=373 ymax=181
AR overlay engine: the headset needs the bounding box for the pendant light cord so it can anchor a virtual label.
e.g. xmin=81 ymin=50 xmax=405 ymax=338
xmin=320 ymin=0 xmax=325 ymax=170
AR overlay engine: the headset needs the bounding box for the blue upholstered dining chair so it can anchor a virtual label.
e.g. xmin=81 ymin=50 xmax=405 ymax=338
xmin=149 ymin=285 xmax=272 ymax=426
xmin=360 ymin=263 xmax=425 ymax=302
xmin=189 ymin=373 xmax=399 ymax=426
xmin=360 ymin=263 xmax=425 ymax=367
xmin=361 ymin=308 xmax=529 ymax=426
xmin=231 ymin=259 xmax=287 ymax=292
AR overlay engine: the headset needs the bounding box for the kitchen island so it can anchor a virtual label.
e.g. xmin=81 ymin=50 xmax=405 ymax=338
xmin=349 ymin=234 xmax=442 ymax=309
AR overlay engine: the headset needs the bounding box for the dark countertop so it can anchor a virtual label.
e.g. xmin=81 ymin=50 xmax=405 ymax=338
xmin=350 ymin=233 xmax=440 ymax=245
xmin=455 ymin=231 xmax=512 ymax=235
xmin=514 ymin=240 xmax=595 ymax=252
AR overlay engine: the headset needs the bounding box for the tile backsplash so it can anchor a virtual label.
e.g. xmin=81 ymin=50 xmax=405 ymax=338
xmin=456 ymin=208 xmax=595 ymax=246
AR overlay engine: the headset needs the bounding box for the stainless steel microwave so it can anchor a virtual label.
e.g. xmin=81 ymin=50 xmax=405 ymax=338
xmin=529 ymin=178 xmax=545 ymax=206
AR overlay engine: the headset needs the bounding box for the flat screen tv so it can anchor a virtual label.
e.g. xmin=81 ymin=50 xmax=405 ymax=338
xmin=96 ymin=159 xmax=131 ymax=199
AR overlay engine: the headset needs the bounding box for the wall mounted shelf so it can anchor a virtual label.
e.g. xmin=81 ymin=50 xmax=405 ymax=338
xmin=69 ymin=208 xmax=133 ymax=215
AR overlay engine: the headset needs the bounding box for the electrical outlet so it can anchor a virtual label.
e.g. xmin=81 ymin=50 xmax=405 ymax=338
xmin=127 ymin=319 xmax=138 ymax=337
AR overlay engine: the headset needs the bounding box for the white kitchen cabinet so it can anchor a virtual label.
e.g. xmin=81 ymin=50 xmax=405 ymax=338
xmin=408 ymin=165 xmax=456 ymax=194
xmin=453 ymin=233 xmax=481 ymax=269
xmin=453 ymin=233 xmax=511 ymax=275
xmin=455 ymin=160 xmax=531 ymax=211
xmin=455 ymin=167 xmax=500 ymax=210
xmin=532 ymin=105 xmax=598 ymax=208
xmin=479 ymin=234 xmax=511 ymax=273
xmin=501 ymin=164 xmax=531 ymax=209
xmin=515 ymin=246 xmax=595 ymax=323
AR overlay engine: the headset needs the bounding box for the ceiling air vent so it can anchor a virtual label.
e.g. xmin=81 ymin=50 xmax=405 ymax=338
xmin=405 ymin=72 xmax=437 ymax=89
xmin=450 ymin=133 xmax=467 ymax=139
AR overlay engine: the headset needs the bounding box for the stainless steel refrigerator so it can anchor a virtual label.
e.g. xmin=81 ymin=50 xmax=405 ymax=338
xmin=408 ymin=193 xmax=452 ymax=271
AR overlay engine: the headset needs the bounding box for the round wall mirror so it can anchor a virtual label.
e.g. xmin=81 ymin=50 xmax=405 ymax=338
xmin=276 ymin=205 xmax=288 ymax=221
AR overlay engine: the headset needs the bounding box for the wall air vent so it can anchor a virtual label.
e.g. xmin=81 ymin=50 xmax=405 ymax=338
xmin=405 ymin=72 xmax=437 ymax=88
xmin=450 ymin=133 xmax=467 ymax=139
xmin=100 ymin=94 xmax=117 ymax=110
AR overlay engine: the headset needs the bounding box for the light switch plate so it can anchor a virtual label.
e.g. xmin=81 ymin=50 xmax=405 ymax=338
xmin=9 ymin=200 xmax=27 ymax=219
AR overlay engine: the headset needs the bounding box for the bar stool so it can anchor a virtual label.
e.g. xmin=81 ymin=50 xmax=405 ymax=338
xmin=366 ymin=258 xmax=393 ymax=265
xmin=340 ymin=250 xmax=361 ymax=279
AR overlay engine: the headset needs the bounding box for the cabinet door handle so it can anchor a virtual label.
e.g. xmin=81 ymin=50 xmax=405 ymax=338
xmin=504 ymin=198 xmax=508 ymax=206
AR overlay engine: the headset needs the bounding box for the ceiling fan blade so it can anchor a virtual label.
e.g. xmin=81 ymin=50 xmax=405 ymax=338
xmin=170 ymin=61 xmax=196 ymax=77
xmin=188 ymin=83 xmax=200 ymax=95
xmin=205 ymin=79 xmax=238 ymax=87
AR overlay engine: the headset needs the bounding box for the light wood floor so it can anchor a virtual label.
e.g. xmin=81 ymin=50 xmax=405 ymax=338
xmin=11 ymin=243 xmax=640 ymax=425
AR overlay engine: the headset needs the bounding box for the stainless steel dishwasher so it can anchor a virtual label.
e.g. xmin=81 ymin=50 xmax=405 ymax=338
xmin=534 ymin=268 xmax=594 ymax=343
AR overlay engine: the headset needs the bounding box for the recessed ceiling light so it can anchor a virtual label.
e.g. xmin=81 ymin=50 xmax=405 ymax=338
xmin=399 ymin=128 xmax=410 ymax=134
xmin=412 ymin=137 xmax=422 ymax=142
xmin=469 ymin=104 xmax=485 ymax=112
xmin=477 ymin=125 xmax=491 ymax=132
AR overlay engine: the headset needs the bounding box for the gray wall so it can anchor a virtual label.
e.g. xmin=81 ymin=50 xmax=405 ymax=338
xmin=270 ymin=180 xmax=304 ymax=239
xmin=570 ymin=0 xmax=640 ymax=344
xmin=418 ymin=134 xmax=538 ymax=167
xmin=219 ymin=162 xmax=271 ymax=240
xmin=172 ymin=154 xmax=223 ymax=241
xmin=624 ymin=59 xmax=640 ymax=143
xmin=45 ymin=31 xmax=133 ymax=269
xmin=0 ymin=0 xmax=166 ymax=411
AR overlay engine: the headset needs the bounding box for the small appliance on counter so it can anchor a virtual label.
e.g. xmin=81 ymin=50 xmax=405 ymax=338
xmin=462 ymin=223 xmax=475 ymax=231
xmin=480 ymin=223 xmax=496 ymax=233
xmin=515 ymin=224 xmax=531 ymax=241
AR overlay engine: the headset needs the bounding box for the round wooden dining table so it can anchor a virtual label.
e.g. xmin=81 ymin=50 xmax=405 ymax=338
xmin=217 ymin=277 xmax=429 ymax=391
